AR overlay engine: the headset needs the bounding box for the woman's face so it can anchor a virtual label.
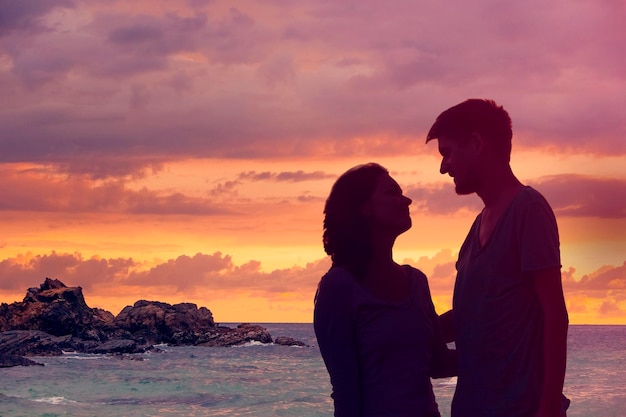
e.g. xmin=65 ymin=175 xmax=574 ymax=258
xmin=364 ymin=174 xmax=412 ymax=237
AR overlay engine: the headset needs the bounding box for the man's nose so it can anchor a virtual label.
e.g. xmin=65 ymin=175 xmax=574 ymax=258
xmin=440 ymin=159 xmax=449 ymax=175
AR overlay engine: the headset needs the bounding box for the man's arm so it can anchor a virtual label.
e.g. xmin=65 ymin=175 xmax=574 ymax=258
xmin=532 ymin=266 xmax=568 ymax=417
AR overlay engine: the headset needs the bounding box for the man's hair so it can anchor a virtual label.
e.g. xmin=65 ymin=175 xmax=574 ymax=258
xmin=323 ymin=163 xmax=388 ymax=280
xmin=426 ymin=99 xmax=513 ymax=161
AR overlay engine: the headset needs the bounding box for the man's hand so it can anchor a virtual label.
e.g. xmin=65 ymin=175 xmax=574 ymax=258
xmin=438 ymin=309 xmax=455 ymax=343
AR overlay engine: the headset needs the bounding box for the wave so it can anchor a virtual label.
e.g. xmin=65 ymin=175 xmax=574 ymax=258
xmin=33 ymin=396 xmax=78 ymax=405
xmin=234 ymin=340 xmax=306 ymax=348
xmin=60 ymin=351 xmax=110 ymax=360
xmin=233 ymin=340 xmax=272 ymax=348
xmin=436 ymin=377 xmax=458 ymax=386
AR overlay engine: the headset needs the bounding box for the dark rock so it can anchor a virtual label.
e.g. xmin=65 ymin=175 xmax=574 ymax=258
xmin=92 ymin=339 xmax=141 ymax=354
xmin=195 ymin=323 xmax=273 ymax=347
xmin=0 ymin=354 xmax=44 ymax=367
xmin=274 ymin=336 xmax=308 ymax=347
xmin=114 ymin=300 xmax=216 ymax=345
xmin=0 ymin=277 xmax=113 ymax=341
xmin=0 ymin=330 xmax=69 ymax=356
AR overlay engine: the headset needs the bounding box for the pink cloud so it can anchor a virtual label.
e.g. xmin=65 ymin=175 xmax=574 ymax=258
xmin=405 ymin=182 xmax=483 ymax=215
xmin=0 ymin=166 xmax=230 ymax=215
xmin=406 ymin=175 xmax=626 ymax=219
xmin=0 ymin=250 xmax=331 ymax=300
xmin=598 ymin=300 xmax=625 ymax=317
xmin=0 ymin=252 xmax=134 ymax=292
xmin=531 ymin=175 xmax=626 ymax=219
xmin=2 ymin=164 xmax=622 ymax=221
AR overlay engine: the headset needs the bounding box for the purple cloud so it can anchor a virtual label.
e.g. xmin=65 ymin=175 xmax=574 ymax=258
xmin=0 ymin=0 xmax=623 ymax=177
xmin=0 ymin=0 xmax=74 ymax=36
xmin=238 ymin=170 xmax=334 ymax=182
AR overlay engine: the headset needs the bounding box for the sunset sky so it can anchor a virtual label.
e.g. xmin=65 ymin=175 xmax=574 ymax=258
xmin=1 ymin=0 xmax=624 ymax=324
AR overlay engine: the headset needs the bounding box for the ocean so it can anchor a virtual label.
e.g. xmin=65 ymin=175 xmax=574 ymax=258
xmin=0 ymin=324 xmax=623 ymax=417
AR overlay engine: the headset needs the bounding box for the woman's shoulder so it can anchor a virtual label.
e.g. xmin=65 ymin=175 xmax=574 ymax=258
xmin=319 ymin=266 xmax=357 ymax=289
xmin=315 ymin=266 xmax=358 ymax=307
xmin=403 ymin=265 xmax=432 ymax=292
xmin=404 ymin=265 xmax=427 ymax=280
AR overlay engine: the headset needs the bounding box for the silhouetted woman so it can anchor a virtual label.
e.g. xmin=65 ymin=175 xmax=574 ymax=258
xmin=314 ymin=163 xmax=456 ymax=417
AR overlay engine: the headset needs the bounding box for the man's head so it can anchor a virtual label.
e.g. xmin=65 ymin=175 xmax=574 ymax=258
xmin=426 ymin=99 xmax=513 ymax=195
xmin=426 ymin=99 xmax=513 ymax=162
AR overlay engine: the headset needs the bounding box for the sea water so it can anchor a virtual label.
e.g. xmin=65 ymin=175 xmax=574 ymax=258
xmin=0 ymin=324 xmax=623 ymax=417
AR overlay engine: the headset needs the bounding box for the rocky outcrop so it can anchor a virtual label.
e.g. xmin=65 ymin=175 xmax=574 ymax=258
xmin=187 ymin=323 xmax=273 ymax=347
xmin=113 ymin=300 xmax=215 ymax=345
xmin=0 ymin=278 xmax=307 ymax=366
xmin=0 ymin=278 xmax=114 ymax=341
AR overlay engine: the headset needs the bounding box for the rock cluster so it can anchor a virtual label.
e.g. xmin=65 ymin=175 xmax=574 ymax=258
xmin=0 ymin=278 xmax=307 ymax=367
xmin=1 ymin=278 xmax=115 ymax=341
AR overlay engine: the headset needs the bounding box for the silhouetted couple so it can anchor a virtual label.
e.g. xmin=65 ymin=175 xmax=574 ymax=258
xmin=314 ymin=99 xmax=569 ymax=417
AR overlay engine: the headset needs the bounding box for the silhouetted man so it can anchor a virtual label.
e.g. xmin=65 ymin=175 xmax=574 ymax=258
xmin=426 ymin=99 xmax=569 ymax=417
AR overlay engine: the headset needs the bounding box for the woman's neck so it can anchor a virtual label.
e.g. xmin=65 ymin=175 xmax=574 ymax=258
xmin=361 ymin=237 xmax=409 ymax=298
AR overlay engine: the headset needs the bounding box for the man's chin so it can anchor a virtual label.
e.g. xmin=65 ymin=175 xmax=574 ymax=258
xmin=455 ymin=186 xmax=475 ymax=196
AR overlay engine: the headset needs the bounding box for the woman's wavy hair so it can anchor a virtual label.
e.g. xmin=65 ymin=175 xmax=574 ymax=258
xmin=323 ymin=163 xmax=388 ymax=280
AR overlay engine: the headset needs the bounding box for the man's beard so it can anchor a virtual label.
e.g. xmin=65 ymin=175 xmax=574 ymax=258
xmin=454 ymin=175 xmax=479 ymax=195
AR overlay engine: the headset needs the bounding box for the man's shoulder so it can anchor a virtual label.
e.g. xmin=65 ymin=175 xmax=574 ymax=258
xmin=520 ymin=185 xmax=549 ymax=201
xmin=515 ymin=186 xmax=555 ymax=213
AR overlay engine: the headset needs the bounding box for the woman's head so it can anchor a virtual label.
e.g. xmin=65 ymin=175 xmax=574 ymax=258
xmin=323 ymin=163 xmax=412 ymax=278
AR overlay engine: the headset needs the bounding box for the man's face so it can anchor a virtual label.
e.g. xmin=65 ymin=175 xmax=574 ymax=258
xmin=436 ymin=135 xmax=479 ymax=195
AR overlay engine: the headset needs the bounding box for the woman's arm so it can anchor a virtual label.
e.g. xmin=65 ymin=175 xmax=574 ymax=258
xmin=314 ymin=271 xmax=362 ymax=417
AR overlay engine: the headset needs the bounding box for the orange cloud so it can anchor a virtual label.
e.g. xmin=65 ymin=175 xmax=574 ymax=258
xmin=1 ymin=250 xmax=624 ymax=324
xmin=564 ymin=262 xmax=626 ymax=296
